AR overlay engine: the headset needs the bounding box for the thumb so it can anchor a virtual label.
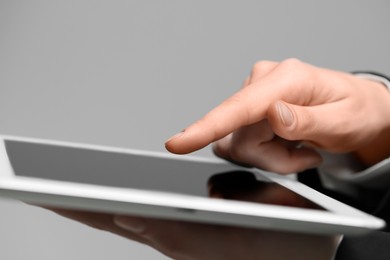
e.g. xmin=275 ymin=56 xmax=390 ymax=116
xmin=268 ymin=101 xmax=329 ymax=144
xmin=267 ymin=100 xmax=324 ymax=142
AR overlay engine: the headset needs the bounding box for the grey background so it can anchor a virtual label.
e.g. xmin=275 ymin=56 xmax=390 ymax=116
xmin=0 ymin=1 xmax=389 ymax=259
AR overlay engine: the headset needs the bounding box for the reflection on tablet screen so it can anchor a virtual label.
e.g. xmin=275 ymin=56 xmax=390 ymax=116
xmin=5 ymin=140 xmax=322 ymax=210
xmin=208 ymin=171 xmax=321 ymax=210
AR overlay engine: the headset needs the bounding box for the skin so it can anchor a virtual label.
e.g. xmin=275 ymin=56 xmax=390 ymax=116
xmin=166 ymin=59 xmax=390 ymax=169
xmin=49 ymin=59 xmax=390 ymax=259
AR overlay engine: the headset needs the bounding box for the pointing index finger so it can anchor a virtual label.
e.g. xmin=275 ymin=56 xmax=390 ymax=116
xmin=165 ymin=87 xmax=272 ymax=154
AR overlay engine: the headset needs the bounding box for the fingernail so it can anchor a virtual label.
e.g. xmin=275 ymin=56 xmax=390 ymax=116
xmin=165 ymin=129 xmax=185 ymax=143
xmin=114 ymin=216 xmax=145 ymax=233
xmin=277 ymin=102 xmax=294 ymax=127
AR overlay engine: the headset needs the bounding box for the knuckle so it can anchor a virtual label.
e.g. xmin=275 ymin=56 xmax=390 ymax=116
xmin=278 ymin=58 xmax=311 ymax=81
xmin=280 ymin=58 xmax=304 ymax=69
xmin=212 ymin=141 xmax=228 ymax=158
xmin=251 ymin=60 xmax=276 ymax=79
xmin=253 ymin=60 xmax=272 ymax=72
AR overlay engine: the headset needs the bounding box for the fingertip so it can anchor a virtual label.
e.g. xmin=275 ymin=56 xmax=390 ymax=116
xmin=164 ymin=135 xmax=202 ymax=155
xmin=164 ymin=140 xmax=187 ymax=154
xmin=276 ymin=101 xmax=295 ymax=127
xmin=268 ymin=101 xmax=298 ymax=140
xmin=165 ymin=124 xmax=216 ymax=154
xmin=164 ymin=130 xmax=188 ymax=154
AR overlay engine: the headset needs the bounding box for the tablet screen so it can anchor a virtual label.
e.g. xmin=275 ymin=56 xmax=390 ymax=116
xmin=4 ymin=140 xmax=321 ymax=209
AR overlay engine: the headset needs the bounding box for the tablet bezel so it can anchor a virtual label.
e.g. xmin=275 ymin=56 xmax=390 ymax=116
xmin=0 ymin=135 xmax=385 ymax=235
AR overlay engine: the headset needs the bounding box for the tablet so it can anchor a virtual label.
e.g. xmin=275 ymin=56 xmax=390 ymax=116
xmin=0 ymin=135 xmax=385 ymax=235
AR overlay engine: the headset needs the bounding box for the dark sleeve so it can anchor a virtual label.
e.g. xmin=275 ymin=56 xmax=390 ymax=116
xmin=335 ymin=231 xmax=390 ymax=260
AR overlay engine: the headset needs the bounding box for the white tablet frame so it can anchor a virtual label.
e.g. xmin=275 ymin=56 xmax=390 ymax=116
xmin=0 ymin=135 xmax=385 ymax=235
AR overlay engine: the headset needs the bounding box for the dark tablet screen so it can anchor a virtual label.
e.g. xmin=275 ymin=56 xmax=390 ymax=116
xmin=5 ymin=140 xmax=321 ymax=209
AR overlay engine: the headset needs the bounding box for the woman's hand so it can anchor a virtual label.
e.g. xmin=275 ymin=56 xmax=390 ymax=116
xmin=165 ymin=59 xmax=390 ymax=172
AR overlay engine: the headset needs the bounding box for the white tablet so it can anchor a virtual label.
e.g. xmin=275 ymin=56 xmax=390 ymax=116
xmin=0 ymin=135 xmax=385 ymax=235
